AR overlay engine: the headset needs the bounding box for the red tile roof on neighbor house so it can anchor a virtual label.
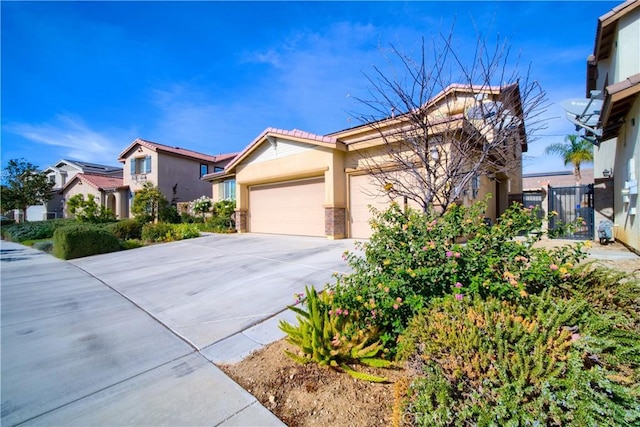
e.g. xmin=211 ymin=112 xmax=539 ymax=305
xmin=65 ymin=173 xmax=126 ymax=191
xmin=117 ymin=138 xmax=238 ymax=164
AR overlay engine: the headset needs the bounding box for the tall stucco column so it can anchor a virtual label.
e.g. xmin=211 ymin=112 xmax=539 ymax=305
xmin=113 ymin=191 xmax=123 ymax=219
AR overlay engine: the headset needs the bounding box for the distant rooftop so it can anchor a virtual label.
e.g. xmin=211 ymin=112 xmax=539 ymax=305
xmin=523 ymin=170 xmax=574 ymax=178
xmin=62 ymin=159 xmax=122 ymax=175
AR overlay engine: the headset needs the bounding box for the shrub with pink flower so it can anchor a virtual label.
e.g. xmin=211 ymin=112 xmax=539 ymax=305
xmin=327 ymin=199 xmax=588 ymax=354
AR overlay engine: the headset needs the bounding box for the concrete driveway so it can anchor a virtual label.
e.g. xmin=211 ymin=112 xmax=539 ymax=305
xmin=1 ymin=233 xmax=354 ymax=426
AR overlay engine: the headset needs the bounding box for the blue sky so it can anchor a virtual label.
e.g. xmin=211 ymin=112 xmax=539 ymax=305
xmin=1 ymin=1 xmax=618 ymax=174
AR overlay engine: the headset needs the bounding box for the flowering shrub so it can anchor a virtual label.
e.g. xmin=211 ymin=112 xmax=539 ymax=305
xmin=204 ymin=200 xmax=236 ymax=232
xmin=66 ymin=194 xmax=116 ymax=223
xmin=330 ymin=200 xmax=588 ymax=350
xmin=190 ymin=196 xmax=213 ymax=221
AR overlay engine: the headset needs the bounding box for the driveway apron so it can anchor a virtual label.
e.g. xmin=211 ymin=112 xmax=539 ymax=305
xmin=1 ymin=234 xmax=354 ymax=426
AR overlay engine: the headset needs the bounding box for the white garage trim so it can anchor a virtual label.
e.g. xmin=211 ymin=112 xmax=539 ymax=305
xmin=249 ymin=177 xmax=325 ymax=237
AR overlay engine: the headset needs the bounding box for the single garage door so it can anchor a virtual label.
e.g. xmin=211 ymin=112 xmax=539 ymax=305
xmin=349 ymin=174 xmax=393 ymax=239
xmin=249 ymin=177 xmax=325 ymax=236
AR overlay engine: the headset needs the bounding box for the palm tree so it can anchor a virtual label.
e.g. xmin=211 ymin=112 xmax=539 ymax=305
xmin=545 ymin=134 xmax=594 ymax=182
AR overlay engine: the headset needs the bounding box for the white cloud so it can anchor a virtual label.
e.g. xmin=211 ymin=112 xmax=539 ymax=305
xmin=5 ymin=114 xmax=132 ymax=165
xmin=242 ymin=49 xmax=283 ymax=68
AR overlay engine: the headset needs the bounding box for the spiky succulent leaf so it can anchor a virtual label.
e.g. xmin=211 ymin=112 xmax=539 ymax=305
xmin=340 ymin=363 xmax=388 ymax=383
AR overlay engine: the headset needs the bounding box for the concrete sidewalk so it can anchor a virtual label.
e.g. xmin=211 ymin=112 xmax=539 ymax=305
xmin=1 ymin=235 xmax=354 ymax=426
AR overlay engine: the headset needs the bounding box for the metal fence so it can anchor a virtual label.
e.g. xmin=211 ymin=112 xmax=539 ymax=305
xmin=548 ymin=184 xmax=594 ymax=240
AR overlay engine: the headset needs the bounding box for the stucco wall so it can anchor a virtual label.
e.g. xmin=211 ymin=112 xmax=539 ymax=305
xmin=612 ymin=98 xmax=640 ymax=251
xmin=61 ymin=181 xmax=102 ymax=219
xmin=122 ymin=146 xmax=214 ymax=210
xmin=122 ymin=145 xmax=158 ymax=192
xmin=157 ymin=154 xmax=213 ymax=204
xmin=345 ymin=141 xmax=521 ymax=221
xmin=615 ymin=7 xmax=640 ymax=82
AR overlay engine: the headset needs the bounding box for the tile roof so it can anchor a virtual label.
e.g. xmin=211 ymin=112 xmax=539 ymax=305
xmin=70 ymin=173 xmax=125 ymax=191
xmin=266 ymin=127 xmax=338 ymax=144
xmin=118 ymin=138 xmax=237 ymax=164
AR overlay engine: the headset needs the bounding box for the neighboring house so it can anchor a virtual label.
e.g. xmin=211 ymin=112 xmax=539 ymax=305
xmin=61 ymin=173 xmax=129 ymax=219
xmin=34 ymin=159 xmax=122 ymax=220
xmin=118 ymin=138 xmax=237 ymax=216
xmin=586 ymin=0 xmax=640 ymax=251
xmin=205 ymin=84 xmax=526 ymax=239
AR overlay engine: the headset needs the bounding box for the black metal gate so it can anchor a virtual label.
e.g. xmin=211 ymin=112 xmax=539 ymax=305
xmin=548 ymin=184 xmax=594 ymax=240
xmin=522 ymin=190 xmax=545 ymax=219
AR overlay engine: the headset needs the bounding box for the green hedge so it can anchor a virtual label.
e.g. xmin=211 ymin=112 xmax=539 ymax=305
xmin=52 ymin=224 xmax=120 ymax=260
xmin=1 ymin=217 xmax=16 ymax=227
xmin=1 ymin=219 xmax=76 ymax=242
xmin=104 ymin=219 xmax=144 ymax=240
xmin=141 ymin=222 xmax=200 ymax=243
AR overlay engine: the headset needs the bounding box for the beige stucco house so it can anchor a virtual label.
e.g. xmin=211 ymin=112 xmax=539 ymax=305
xmin=61 ymin=173 xmax=129 ymax=219
xmin=587 ymin=0 xmax=640 ymax=251
xmin=41 ymin=159 xmax=122 ymax=220
xmin=118 ymin=138 xmax=237 ymax=217
xmin=205 ymin=83 xmax=526 ymax=239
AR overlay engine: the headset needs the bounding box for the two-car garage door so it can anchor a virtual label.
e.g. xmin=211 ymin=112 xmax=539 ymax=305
xmin=249 ymin=177 xmax=325 ymax=237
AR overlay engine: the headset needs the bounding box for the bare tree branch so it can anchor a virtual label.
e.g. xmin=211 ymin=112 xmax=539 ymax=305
xmin=349 ymin=28 xmax=548 ymax=214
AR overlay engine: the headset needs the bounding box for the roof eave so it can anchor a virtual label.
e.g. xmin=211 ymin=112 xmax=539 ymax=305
xmin=599 ymin=74 xmax=640 ymax=141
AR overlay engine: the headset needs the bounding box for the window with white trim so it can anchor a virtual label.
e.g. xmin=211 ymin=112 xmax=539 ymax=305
xmin=220 ymin=179 xmax=236 ymax=201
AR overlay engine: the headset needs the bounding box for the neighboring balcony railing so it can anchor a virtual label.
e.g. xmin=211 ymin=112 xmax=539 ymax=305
xmin=131 ymin=174 xmax=148 ymax=183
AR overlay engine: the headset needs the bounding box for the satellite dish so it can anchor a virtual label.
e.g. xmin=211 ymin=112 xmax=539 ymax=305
xmin=561 ymin=98 xmax=602 ymax=127
xmin=561 ymin=97 xmax=603 ymax=141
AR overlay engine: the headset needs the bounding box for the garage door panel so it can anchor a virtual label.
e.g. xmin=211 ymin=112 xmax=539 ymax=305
xmin=249 ymin=178 xmax=325 ymax=237
xmin=349 ymin=174 xmax=393 ymax=239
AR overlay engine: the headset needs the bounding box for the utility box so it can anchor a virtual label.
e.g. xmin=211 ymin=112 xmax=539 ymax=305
xmin=597 ymin=220 xmax=614 ymax=245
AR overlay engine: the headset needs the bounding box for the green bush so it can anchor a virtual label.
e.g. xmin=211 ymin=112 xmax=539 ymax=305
xmin=66 ymin=194 xmax=116 ymax=223
xmin=1 ymin=217 xmax=15 ymax=227
xmin=330 ymin=200 xmax=587 ymax=350
xmin=141 ymin=222 xmax=200 ymax=243
xmin=104 ymin=219 xmax=144 ymax=240
xmin=398 ymin=291 xmax=640 ymax=426
xmin=120 ymin=239 xmax=144 ymax=250
xmin=1 ymin=219 xmax=76 ymax=242
xmin=52 ymin=224 xmax=120 ymax=260
xmin=198 ymin=200 xmax=236 ymax=232
xmin=555 ymin=265 xmax=640 ymax=380
xmin=159 ymin=205 xmax=181 ymax=224
xmin=32 ymin=240 xmax=54 ymax=253
xmin=180 ymin=213 xmax=198 ymax=223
